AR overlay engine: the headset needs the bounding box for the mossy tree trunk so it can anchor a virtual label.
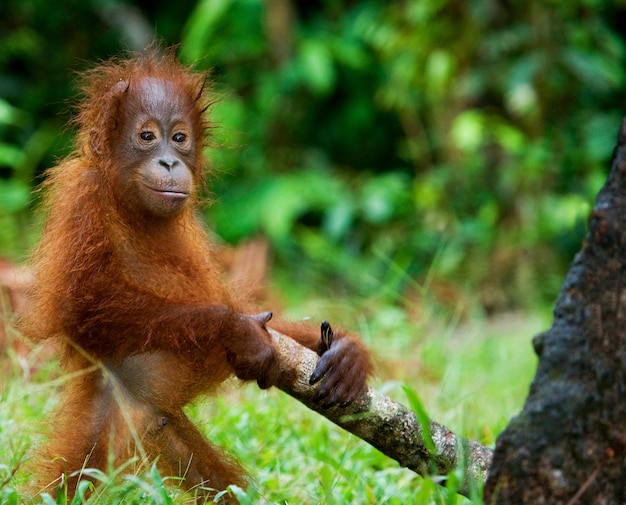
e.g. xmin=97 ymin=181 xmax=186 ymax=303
xmin=484 ymin=119 xmax=626 ymax=504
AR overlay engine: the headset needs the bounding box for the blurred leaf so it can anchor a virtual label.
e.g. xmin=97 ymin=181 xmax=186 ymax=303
xmin=329 ymin=36 xmax=369 ymax=70
xmin=298 ymin=39 xmax=336 ymax=95
xmin=181 ymin=0 xmax=235 ymax=62
xmin=361 ymin=172 xmax=410 ymax=224
xmin=450 ymin=111 xmax=484 ymax=151
xmin=493 ymin=122 xmax=525 ymax=153
xmin=38 ymin=493 xmax=57 ymax=505
xmin=562 ymin=48 xmax=626 ymax=91
xmin=583 ymin=112 xmax=622 ymax=163
xmin=403 ymin=385 xmax=436 ymax=454
xmin=259 ymin=170 xmax=344 ymax=242
xmin=0 ymin=180 xmax=30 ymax=213
xmin=0 ymin=143 xmax=25 ymax=168
xmin=0 ymin=488 xmax=18 ymax=505
xmin=324 ymin=197 xmax=355 ymax=240
xmin=229 ymin=485 xmax=254 ymax=505
xmin=425 ymin=49 xmax=455 ymax=99
xmin=0 ymin=99 xmax=29 ymax=127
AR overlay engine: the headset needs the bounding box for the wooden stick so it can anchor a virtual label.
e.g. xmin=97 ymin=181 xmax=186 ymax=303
xmin=268 ymin=328 xmax=493 ymax=498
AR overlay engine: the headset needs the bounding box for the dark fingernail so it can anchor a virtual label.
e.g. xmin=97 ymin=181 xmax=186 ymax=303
xmin=323 ymin=398 xmax=338 ymax=409
xmin=309 ymin=371 xmax=321 ymax=385
xmin=320 ymin=321 xmax=333 ymax=353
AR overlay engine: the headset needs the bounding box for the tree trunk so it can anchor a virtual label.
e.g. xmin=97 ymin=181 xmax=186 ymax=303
xmin=484 ymin=119 xmax=626 ymax=504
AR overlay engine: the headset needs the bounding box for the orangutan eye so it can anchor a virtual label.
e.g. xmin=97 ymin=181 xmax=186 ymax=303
xmin=140 ymin=131 xmax=156 ymax=142
xmin=172 ymin=132 xmax=187 ymax=143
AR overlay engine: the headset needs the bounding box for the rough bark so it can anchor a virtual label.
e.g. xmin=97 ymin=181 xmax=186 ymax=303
xmin=268 ymin=328 xmax=493 ymax=498
xmin=484 ymin=119 xmax=626 ymax=504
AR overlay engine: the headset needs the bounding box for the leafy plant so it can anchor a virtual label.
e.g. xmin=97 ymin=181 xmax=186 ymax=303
xmin=178 ymin=0 xmax=626 ymax=311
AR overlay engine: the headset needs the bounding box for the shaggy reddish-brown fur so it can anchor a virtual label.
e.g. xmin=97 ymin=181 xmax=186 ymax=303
xmin=21 ymin=50 xmax=372 ymax=503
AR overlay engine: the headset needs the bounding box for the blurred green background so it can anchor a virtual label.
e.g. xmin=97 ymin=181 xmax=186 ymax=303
xmin=2 ymin=0 xmax=626 ymax=314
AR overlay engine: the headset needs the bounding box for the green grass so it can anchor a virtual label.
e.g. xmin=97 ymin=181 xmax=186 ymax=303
xmin=0 ymin=303 xmax=544 ymax=504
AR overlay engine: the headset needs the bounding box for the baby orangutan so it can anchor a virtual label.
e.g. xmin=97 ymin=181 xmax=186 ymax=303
xmin=21 ymin=50 xmax=372 ymax=503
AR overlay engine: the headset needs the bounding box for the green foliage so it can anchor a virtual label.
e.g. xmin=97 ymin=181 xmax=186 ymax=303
xmin=179 ymin=0 xmax=626 ymax=310
xmin=2 ymin=0 xmax=626 ymax=303
xmin=403 ymin=386 xmax=437 ymax=455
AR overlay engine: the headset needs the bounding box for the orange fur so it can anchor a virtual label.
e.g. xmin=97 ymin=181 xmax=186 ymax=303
xmin=21 ymin=49 xmax=372 ymax=503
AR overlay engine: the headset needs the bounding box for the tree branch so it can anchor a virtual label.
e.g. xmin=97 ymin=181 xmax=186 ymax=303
xmin=268 ymin=328 xmax=493 ymax=498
